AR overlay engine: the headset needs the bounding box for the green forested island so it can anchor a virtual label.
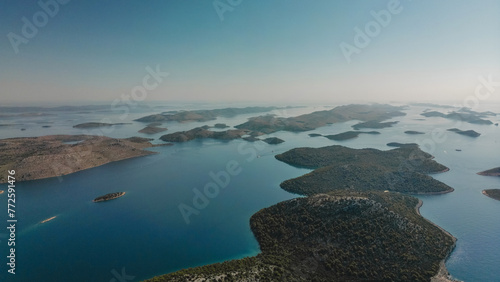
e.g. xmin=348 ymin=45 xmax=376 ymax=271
xmin=447 ymin=128 xmax=481 ymax=137
xmin=477 ymin=167 xmax=500 ymax=176
xmin=324 ymin=131 xmax=380 ymax=141
xmin=482 ymin=189 xmax=500 ymax=201
xmin=275 ymin=145 xmax=452 ymax=195
xmin=351 ymin=120 xmax=398 ymax=130
xmin=160 ymin=127 xmax=249 ymax=142
xmin=145 ymin=192 xmax=455 ymax=281
xmin=235 ymin=104 xmax=405 ymax=134
xmin=145 ymin=143 xmax=456 ymax=281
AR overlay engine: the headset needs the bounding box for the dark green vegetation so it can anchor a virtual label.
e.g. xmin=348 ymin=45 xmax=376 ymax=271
xmin=308 ymin=133 xmax=322 ymax=137
xmin=242 ymin=136 xmax=260 ymax=142
xmin=235 ymin=104 xmax=405 ymax=134
xmin=262 ymin=137 xmax=285 ymax=144
xmin=421 ymin=109 xmax=494 ymax=125
xmin=482 ymin=189 xmax=500 ymax=201
xmin=145 ymin=106 xmax=456 ymax=282
xmin=477 ymin=167 xmax=500 ymax=176
xmin=387 ymin=142 xmax=419 ymax=148
xmin=134 ymin=106 xmax=279 ymax=123
xmin=325 ymin=131 xmax=380 ymax=141
xmin=447 ymin=128 xmax=481 ymax=137
xmin=213 ymin=123 xmax=229 ymax=128
xmin=156 ymin=104 xmax=404 ymax=144
xmin=73 ymin=122 xmax=130 ymax=128
xmin=351 ymin=121 xmax=398 ymax=130
xmin=160 ymin=127 xmax=249 ymax=142
xmin=93 ymin=192 xmax=125 ymax=202
xmin=145 ymin=192 xmax=455 ymax=282
xmin=405 ymin=130 xmax=425 ymax=135
xmin=138 ymin=126 xmax=168 ymax=134
xmin=276 ymin=145 xmax=452 ymax=195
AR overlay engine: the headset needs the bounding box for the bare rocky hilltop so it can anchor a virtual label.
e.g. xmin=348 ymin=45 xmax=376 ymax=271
xmin=0 ymin=135 xmax=159 ymax=183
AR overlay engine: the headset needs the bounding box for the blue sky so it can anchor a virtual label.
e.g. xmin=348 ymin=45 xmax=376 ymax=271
xmin=1 ymin=0 xmax=499 ymax=105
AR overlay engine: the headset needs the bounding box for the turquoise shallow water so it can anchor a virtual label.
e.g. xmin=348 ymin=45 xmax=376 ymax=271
xmin=0 ymin=103 xmax=499 ymax=281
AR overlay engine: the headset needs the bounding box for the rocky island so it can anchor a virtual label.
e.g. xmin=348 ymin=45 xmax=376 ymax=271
xmin=482 ymin=189 xmax=500 ymax=201
xmin=138 ymin=125 xmax=168 ymax=134
xmin=93 ymin=192 xmax=126 ymax=202
xmin=447 ymin=128 xmax=481 ymax=137
xmin=477 ymin=167 xmax=500 ymax=176
xmin=73 ymin=122 xmax=131 ymax=128
xmin=0 ymin=135 xmax=158 ymax=183
xmin=325 ymin=131 xmax=380 ymax=141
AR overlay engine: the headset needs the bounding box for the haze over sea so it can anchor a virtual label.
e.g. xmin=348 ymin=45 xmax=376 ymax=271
xmin=0 ymin=102 xmax=499 ymax=281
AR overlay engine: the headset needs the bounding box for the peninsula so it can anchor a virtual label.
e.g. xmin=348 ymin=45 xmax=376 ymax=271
xmin=146 ymin=143 xmax=457 ymax=281
xmin=146 ymin=192 xmax=456 ymax=282
xmin=93 ymin=192 xmax=126 ymax=202
xmin=482 ymin=189 xmax=500 ymax=201
xmin=0 ymin=135 xmax=158 ymax=183
xmin=477 ymin=167 xmax=500 ymax=176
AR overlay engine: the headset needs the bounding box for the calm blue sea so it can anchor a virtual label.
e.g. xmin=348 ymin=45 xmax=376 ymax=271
xmin=0 ymin=103 xmax=499 ymax=281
